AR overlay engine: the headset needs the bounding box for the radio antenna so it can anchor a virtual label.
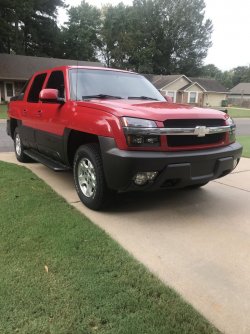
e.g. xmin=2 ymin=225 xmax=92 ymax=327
xmin=75 ymin=34 xmax=79 ymax=101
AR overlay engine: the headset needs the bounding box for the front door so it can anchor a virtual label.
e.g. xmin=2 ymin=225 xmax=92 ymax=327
xmin=35 ymin=70 xmax=68 ymax=162
xmin=4 ymin=82 xmax=15 ymax=101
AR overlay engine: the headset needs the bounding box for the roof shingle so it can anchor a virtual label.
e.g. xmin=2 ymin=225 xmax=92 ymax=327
xmin=0 ymin=54 xmax=103 ymax=81
xmin=145 ymin=74 xmax=183 ymax=89
xmin=230 ymin=83 xmax=250 ymax=95
xmin=189 ymin=77 xmax=228 ymax=93
xmin=144 ymin=74 xmax=227 ymax=93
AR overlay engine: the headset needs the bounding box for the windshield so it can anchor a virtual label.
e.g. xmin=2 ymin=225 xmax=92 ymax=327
xmin=69 ymin=68 xmax=165 ymax=102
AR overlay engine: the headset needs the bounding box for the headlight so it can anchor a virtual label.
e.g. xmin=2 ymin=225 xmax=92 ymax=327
xmin=226 ymin=117 xmax=236 ymax=143
xmin=121 ymin=117 xmax=160 ymax=147
xmin=226 ymin=117 xmax=235 ymax=127
xmin=121 ymin=117 xmax=157 ymax=128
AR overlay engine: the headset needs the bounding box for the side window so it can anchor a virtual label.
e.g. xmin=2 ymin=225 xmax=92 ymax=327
xmin=27 ymin=73 xmax=47 ymax=103
xmin=46 ymin=71 xmax=65 ymax=98
xmin=21 ymin=79 xmax=30 ymax=94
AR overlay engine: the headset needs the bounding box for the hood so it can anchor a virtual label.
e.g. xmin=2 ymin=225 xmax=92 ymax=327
xmin=76 ymin=100 xmax=228 ymax=122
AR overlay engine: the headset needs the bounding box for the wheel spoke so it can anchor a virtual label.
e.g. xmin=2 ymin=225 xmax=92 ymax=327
xmin=77 ymin=158 xmax=96 ymax=198
xmin=85 ymin=186 xmax=91 ymax=197
xmin=78 ymin=174 xmax=86 ymax=184
xmin=15 ymin=134 xmax=21 ymax=156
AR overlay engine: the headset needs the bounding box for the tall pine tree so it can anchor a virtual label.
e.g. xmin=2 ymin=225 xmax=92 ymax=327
xmin=0 ymin=0 xmax=65 ymax=56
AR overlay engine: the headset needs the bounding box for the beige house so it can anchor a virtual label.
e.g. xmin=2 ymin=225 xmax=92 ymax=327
xmin=0 ymin=54 xmax=102 ymax=102
xmin=229 ymin=83 xmax=250 ymax=108
xmin=147 ymin=74 xmax=228 ymax=107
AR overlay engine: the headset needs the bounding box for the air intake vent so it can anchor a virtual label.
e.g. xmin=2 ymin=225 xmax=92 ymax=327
xmin=164 ymin=119 xmax=226 ymax=147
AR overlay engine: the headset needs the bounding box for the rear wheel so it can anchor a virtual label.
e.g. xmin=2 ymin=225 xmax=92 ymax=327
xmin=14 ymin=128 xmax=31 ymax=162
xmin=73 ymin=144 xmax=114 ymax=210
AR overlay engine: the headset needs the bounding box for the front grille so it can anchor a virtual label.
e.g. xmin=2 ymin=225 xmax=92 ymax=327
xmin=167 ymin=133 xmax=225 ymax=147
xmin=164 ymin=119 xmax=226 ymax=147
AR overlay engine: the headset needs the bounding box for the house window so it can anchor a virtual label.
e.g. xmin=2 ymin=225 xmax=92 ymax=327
xmin=167 ymin=91 xmax=176 ymax=102
xmin=189 ymin=92 xmax=197 ymax=103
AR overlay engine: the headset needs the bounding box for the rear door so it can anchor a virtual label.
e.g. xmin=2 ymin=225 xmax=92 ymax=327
xmin=35 ymin=70 xmax=69 ymax=162
xmin=20 ymin=73 xmax=47 ymax=148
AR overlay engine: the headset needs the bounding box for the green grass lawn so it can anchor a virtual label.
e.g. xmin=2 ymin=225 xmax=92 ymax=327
xmin=237 ymin=136 xmax=250 ymax=158
xmin=0 ymin=161 xmax=220 ymax=334
xmin=227 ymin=107 xmax=250 ymax=118
xmin=0 ymin=104 xmax=7 ymax=119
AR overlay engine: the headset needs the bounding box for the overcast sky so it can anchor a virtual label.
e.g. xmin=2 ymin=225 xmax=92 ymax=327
xmin=58 ymin=0 xmax=250 ymax=71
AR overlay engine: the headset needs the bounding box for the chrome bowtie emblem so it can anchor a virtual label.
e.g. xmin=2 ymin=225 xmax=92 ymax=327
xmin=194 ymin=126 xmax=210 ymax=137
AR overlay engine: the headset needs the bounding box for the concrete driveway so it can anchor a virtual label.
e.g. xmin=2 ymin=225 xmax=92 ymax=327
xmin=0 ymin=152 xmax=250 ymax=334
xmin=0 ymin=120 xmax=13 ymax=152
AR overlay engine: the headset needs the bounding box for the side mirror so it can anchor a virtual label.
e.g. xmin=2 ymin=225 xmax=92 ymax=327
xmin=39 ymin=89 xmax=64 ymax=103
xmin=165 ymin=95 xmax=173 ymax=103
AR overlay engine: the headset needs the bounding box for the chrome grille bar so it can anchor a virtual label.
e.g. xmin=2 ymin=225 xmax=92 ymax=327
xmin=123 ymin=125 xmax=234 ymax=137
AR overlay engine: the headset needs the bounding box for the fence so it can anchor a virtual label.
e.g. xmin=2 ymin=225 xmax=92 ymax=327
xmin=228 ymin=97 xmax=250 ymax=108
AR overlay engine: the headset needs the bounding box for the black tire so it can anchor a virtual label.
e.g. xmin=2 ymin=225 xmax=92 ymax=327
xmin=186 ymin=182 xmax=208 ymax=189
xmin=73 ymin=144 xmax=114 ymax=210
xmin=14 ymin=128 xmax=31 ymax=162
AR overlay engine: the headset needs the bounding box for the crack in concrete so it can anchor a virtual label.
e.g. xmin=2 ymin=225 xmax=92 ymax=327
xmin=231 ymin=170 xmax=250 ymax=174
xmin=214 ymin=181 xmax=250 ymax=193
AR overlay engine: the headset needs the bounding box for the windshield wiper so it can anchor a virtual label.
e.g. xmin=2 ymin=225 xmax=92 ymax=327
xmin=82 ymin=94 xmax=122 ymax=100
xmin=128 ymin=96 xmax=159 ymax=101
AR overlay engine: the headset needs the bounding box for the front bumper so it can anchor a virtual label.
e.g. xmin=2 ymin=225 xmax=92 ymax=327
xmin=99 ymin=137 xmax=242 ymax=191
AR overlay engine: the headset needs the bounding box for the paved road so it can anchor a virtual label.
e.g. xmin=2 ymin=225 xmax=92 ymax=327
xmin=234 ymin=118 xmax=250 ymax=135
xmin=0 ymin=118 xmax=249 ymax=153
xmin=0 ymin=152 xmax=250 ymax=334
xmin=0 ymin=121 xmax=13 ymax=152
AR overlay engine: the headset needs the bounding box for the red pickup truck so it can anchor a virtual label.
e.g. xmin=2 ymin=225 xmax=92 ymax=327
xmin=7 ymin=66 xmax=242 ymax=210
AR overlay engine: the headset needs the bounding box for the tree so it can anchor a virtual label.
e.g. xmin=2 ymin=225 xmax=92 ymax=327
xmin=220 ymin=70 xmax=233 ymax=89
xmin=198 ymin=65 xmax=250 ymax=89
xmin=0 ymin=0 xmax=65 ymax=56
xmin=199 ymin=64 xmax=222 ymax=79
xmin=100 ymin=0 xmax=212 ymax=75
xmin=134 ymin=0 xmax=212 ymax=74
xmin=231 ymin=66 xmax=250 ymax=87
xmin=217 ymin=66 xmax=250 ymax=90
xmin=62 ymin=1 xmax=101 ymax=61
xmin=0 ymin=0 xmax=20 ymax=53
xmin=198 ymin=64 xmax=234 ymax=89
xmin=100 ymin=4 xmax=134 ymax=68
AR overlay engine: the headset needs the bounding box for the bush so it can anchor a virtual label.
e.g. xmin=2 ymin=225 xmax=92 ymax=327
xmin=221 ymin=100 xmax=228 ymax=107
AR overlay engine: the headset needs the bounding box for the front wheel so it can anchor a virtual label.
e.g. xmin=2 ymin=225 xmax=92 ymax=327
xmin=73 ymin=144 xmax=114 ymax=210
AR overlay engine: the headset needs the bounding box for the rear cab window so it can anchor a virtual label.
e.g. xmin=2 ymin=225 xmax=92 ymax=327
xmin=10 ymin=79 xmax=31 ymax=102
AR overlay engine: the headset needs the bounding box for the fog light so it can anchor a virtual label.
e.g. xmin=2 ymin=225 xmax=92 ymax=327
xmin=126 ymin=135 xmax=160 ymax=147
xmin=146 ymin=172 xmax=158 ymax=180
xmin=133 ymin=172 xmax=158 ymax=186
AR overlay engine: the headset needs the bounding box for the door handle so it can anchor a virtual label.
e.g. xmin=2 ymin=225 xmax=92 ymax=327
xmin=22 ymin=109 xmax=28 ymax=115
xmin=35 ymin=110 xmax=42 ymax=117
